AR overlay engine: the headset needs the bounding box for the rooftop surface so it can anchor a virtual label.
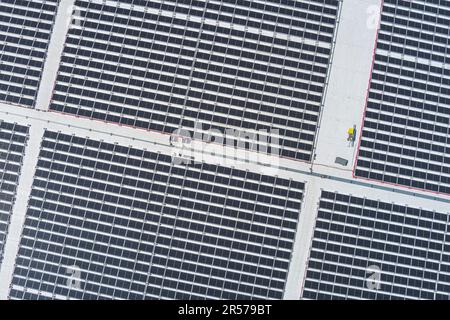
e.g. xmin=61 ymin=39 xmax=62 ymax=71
xmin=0 ymin=0 xmax=449 ymax=300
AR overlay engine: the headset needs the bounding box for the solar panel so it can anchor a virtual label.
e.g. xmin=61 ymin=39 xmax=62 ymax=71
xmin=49 ymin=0 xmax=340 ymax=162
xmin=355 ymin=0 xmax=450 ymax=195
xmin=0 ymin=120 xmax=29 ymax=267
xmin=0 ymin=0 xmax=60 ymax=108
xmin=9 ymin=130 xmax=305 ymax=300
xmin=302 ymin=190 xmax=450 ymax=300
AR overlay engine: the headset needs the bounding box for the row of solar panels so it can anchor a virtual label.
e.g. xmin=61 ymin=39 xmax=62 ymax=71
xmin=355 ymin=0 xmax=450 ymax=195
xmin=49 ymin=0 xmax=340 ymax=162
xmin=0 ymin=121 xmax=29 ymax=266
xmin=0 ymin=0 xmax=59 ymax=107
xmin=1 ymin=124 xmax=304 ymax=299
xmin=302 ymin=190 xmax=450 ymax=300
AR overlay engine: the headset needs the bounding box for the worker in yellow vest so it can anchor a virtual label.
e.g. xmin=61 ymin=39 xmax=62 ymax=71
xmin=347 ymin=125 xmax=357 ymax=146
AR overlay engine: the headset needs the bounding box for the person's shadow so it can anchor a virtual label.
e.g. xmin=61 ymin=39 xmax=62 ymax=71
xmin=351 ymin=127 xmax=357 ymax=147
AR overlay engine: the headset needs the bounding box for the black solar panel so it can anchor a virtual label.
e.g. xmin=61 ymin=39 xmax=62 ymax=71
xmin=0 ymin=120 xmax=29 ymax=267
xmin=49 ymin=0 xmax=340 ymax=162
xmin=0 ymin=0 xmax=60 ymax=108
xmin=9 ymin=130 xmax=305 ymax=300
xmin=355 ymin=0 xmax=450 ymax=195
xmin=302 ymin=190 xmax=450 ymax=300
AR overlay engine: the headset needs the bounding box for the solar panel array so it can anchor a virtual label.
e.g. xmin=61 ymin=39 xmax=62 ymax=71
xmin=49 ymin=0 xmax=340 ymax=161
xmin=9 ymin=130 xmax=304 ymax=300
xmin=0 ymin=0 xmax=59 ymax=108
xmin=0 ymin=120 xmax=29 ymax=267
xmin=355 ymin=0 xmax=450 ymax=195
xmin=302 ymin=190 xmax=450 ymax=300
